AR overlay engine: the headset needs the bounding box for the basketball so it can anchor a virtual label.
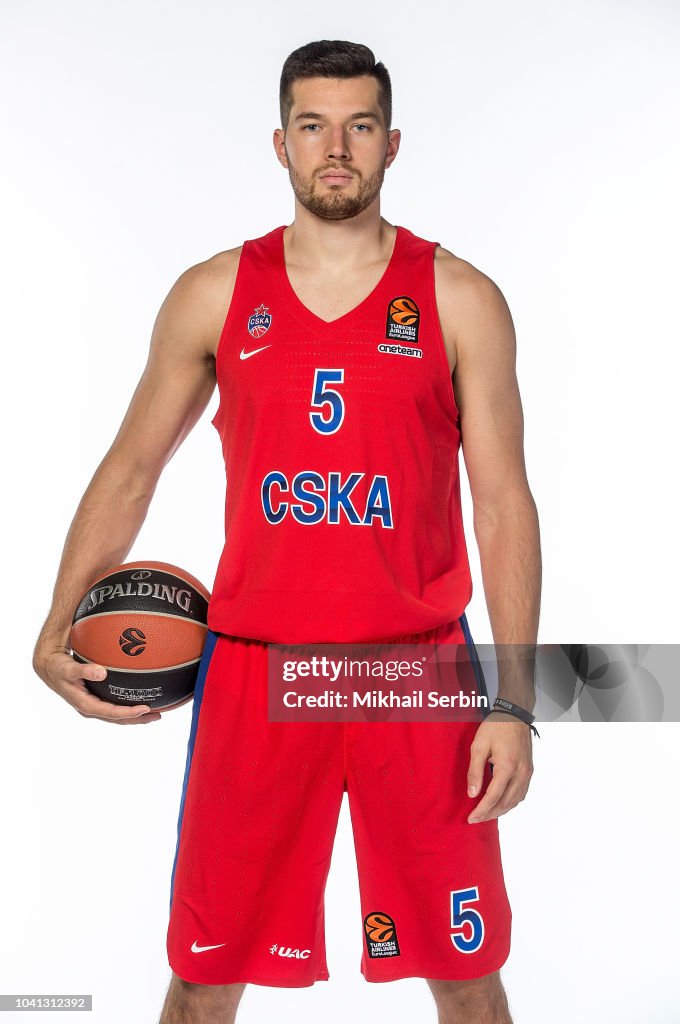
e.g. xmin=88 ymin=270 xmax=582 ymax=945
xmin=69 ymin=560 xmax=211 ymax=711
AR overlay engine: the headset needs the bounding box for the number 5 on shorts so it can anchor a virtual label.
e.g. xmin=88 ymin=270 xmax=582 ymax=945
xmin=450 ymin=886 xmax=485 ymax=953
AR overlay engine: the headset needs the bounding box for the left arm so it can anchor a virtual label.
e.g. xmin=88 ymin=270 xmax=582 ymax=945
xmin=435 ymin=251 xmax=542 ymax=823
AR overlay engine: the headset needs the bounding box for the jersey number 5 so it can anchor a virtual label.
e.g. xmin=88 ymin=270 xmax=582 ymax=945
xmin=309 ymin=368 xmax=345 ymax=435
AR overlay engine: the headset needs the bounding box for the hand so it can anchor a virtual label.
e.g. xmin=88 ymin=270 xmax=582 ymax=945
xmin=33 ymin=645 xmax=162 ymax=725
xmin=466 ymin=712 xmax=534 ymax=824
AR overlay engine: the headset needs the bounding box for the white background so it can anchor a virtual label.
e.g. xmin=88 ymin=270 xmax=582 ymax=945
xmin=2 ymin=1 xmax=679 ymax=1021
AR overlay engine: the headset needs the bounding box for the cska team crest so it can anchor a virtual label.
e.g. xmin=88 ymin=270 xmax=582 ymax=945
xmin=247 ymin=303 xmax=272 ymax=338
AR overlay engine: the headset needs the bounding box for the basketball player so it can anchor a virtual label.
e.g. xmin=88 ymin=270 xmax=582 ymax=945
xmin=33 ymin=40 xmax=541 ymax=1024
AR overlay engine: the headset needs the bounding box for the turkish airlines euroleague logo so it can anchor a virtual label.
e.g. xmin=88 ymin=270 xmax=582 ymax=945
xmin=386 ymin=296 xmax=420 ymax=343
xmin=364 ymin=911 xmax=401 ymax=958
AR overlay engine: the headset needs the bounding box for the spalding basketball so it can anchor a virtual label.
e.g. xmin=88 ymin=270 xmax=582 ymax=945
xmin=69 ymin=560 xmax=211 ymax=711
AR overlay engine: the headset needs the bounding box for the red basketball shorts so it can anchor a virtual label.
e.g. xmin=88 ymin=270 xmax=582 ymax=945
xmin=166 ymin=614 xmax=512 ymax=987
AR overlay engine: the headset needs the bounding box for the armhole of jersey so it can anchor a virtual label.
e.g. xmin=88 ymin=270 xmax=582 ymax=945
xmin=429 ymin=242 xmax=461 ymax=424
xmin=213 ymin=240 xmax=248 ymax=373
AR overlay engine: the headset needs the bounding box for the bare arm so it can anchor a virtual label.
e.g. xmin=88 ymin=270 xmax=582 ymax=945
xmin=437 ymin=252 xmax=541 ymax=821
xmin=458 ymin=271 xmax=541 ymax=709
xmin=33 ymin=254 xmax=234 ymax=722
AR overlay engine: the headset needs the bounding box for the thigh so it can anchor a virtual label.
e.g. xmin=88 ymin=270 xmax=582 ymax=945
xmin=346 ymin=617 xmax=512 ymax=982
xmin=166 ymin=630 xmax=345 ymax=987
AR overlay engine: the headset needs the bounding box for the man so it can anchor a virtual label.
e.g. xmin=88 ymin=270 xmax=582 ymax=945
xmin=33 ymin=39 xmax=540 ymax=1024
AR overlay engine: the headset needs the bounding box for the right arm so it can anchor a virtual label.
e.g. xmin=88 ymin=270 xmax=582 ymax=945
xmin=32 ymin=252 xmax=237 ymax=723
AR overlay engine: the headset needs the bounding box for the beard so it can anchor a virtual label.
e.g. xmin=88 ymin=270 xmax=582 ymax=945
xmin=285 ymin=148 xmax=386 ymax=221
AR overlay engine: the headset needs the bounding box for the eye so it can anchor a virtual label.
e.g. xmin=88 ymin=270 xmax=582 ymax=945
xmin=302 ymin=124 xmax=320 ymax=131
xmin=353 ymin=124 xmax=371 ymax=131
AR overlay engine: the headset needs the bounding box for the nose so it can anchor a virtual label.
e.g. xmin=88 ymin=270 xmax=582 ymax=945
xmin=326 ymin=125 xmax=351 ymax=161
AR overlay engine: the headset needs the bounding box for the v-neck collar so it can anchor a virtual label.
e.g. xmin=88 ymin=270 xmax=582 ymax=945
xmin=276 ymin=223 xmax=402 ymax=328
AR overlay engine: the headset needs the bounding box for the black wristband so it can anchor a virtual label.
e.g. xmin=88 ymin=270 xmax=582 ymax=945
xmin=490 ymin=698 xmax=541 ymax=738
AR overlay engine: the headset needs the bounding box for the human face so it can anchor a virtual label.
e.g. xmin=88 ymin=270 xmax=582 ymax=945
xmin=274 ymin=75 xmax=399 ymax=221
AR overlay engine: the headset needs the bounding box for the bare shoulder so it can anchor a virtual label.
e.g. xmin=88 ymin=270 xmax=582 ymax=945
xmin=433 ymin=244 xmax=514 ymax=372
xmin=198 ymin=243 xmax=244 ymax=289
xmin=160 ymin=244 xmax=244 ymax=362
xmin=193 ymin=243 xmax=244 ymax=360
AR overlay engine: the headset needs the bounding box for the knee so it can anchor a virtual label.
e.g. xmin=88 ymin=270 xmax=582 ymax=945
xmin=160 ymin=973 xmax=247 ymax=1021
xmin=173 ymin=973 xmax=246 ymax=996
xmin=427 ymin=970 xmax=504 ymax=1009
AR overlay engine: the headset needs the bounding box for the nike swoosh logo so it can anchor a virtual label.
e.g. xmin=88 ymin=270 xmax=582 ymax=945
xmin=240 ymin=344 xmax=271 ymax=360
xmin=191 ymin=941 xmax=226 ymax=953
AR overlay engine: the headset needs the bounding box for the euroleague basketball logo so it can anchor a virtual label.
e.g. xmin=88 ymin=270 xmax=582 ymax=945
xmin=119 ymin=627 xmax=147 ymax=657
xmin=363 ymin=911 xmax=401 ymax=958
xmin=247 ymin=303 xmax=272 ymax=338
xmin=386 ymin=295 xmax=420 ymax=343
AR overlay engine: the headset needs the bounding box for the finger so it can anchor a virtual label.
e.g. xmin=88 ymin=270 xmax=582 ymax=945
xmin=467 ymin=740 xmax=492 ymax=798
xmin=467 ymin=767 xmax=513 ymax=823
xmin=112 ymin=710 xmax=163 ymax=725
xmin=68 ymin=660 xmax=109 ymax=685
xmin=61 ymin=669 xmax=151 ymax=717
xmin=469 ymin=776 xmax=528 ymax=823
xmin=80 ymin=704 xmax=161 ymax=723
xmin=72 ymin=690 xmax=155 ymax=721
xmin=42 ymin=654 xmax=104 ymax=692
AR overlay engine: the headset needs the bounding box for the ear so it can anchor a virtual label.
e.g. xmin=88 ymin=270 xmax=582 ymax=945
xmin=273 ymin=128 xmax=289 ymax=169
xmin=385 ymin=128 xmax=401 ymax=170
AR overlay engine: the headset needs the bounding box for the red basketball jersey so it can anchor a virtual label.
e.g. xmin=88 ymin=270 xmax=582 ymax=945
xmin=206 ymin=223 xmax=473 ymax=643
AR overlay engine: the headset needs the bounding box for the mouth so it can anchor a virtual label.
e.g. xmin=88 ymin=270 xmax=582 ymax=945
xmin=320 ymin=172 xmax=354 ymax=184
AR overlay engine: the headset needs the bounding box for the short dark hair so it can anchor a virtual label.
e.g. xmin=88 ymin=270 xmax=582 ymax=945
xmin=280 ymin=40 xmax=392 ymax=132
